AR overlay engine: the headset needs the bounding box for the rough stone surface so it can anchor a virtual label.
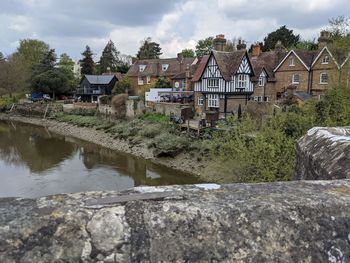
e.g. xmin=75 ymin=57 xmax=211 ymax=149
xmin=294 ymin=127 xmax=350 ymax=180
xmin=1 ymin=182 xmax=350 ymax=262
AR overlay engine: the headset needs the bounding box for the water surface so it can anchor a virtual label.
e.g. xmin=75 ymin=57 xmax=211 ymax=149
xmin=0 ymin=121 xmax=201 ymax=198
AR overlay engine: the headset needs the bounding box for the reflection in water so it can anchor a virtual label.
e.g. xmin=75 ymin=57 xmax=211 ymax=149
xmin=0 ymin=121 xmax=201 ymax=198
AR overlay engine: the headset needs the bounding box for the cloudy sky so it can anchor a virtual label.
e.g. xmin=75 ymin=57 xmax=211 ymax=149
xmin=1 ymin=0 xmax=349 ymax=60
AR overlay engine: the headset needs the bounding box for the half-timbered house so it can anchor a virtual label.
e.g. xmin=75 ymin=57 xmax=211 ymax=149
xmin=192 ymin=50 xmax=255 ymax=117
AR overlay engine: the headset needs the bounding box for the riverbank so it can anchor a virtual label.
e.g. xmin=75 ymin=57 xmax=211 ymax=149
xmin=0 ymin=114 xmax=216 ymax=181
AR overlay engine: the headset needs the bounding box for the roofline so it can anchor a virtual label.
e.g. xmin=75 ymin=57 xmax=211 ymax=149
xmin=341 ymin=54 xmax=350 ymax=68
xmin=311 ymin=46 xmax=340 ymax=69
xmin=274 ymin=50 xmax=310 ymax=72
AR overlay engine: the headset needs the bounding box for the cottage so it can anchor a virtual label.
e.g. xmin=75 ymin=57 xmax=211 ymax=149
xmin=193 ymin=36 xmax=255 ymax=117
xmin=76 ymin=75 xmax=118 ymax=103
xmin=127 ymin=54 xmax=198 ymax=95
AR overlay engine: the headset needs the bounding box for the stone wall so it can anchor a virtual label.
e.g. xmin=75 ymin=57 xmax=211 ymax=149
xmin=294 ymin=127 xmax=350 ymax=180
xmin=1 ymin=182 xmax=350 ymax=262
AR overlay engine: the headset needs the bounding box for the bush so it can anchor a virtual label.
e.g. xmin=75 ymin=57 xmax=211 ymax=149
xmin=68 ymin=108 xmax=97 ymax=116
xmin=153 ymin=133 xmax=189 ymax=157
xmin=99 ymin=95 xmax=112 ymax=105
xmin=139 ymin=112 xmax=169 ymax=123
xmin=139 ymin=124 xmax=162 ymax=138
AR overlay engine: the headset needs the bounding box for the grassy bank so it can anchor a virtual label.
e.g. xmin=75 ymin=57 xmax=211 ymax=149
xmin=50 ymin=111 xmax=211 ymax=159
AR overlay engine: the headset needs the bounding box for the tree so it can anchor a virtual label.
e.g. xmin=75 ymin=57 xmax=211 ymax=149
xmin=293 ymin=39 xmax=318 ymax=51
xmin=58 ymin=53 xmax=78 ymax=92
xmin=328 ymin=16 xmax=350 ymax=40
xmin=181 ymin=49 xmax=195 ymax=58
xmin=0 ymin=52 xmax=4 ymax=62
xmin=136 ymin=37 xmax=162 ymax=59
xmin=195 ymin=37 xmax=214 ymax=57
xmin=117 ymin=54 xmax=132 ymax=74
xmin=0 ymin=55 xmax=30 ymax=97
xmin=15 ymin=39 xmax=50 ymax=68
xmin=80 ymin=45 xmax=95 ymax=75
xmin=112 ymin=76 xmax=131 ymax=95
xmin=152 ymin=77 xmax=172 ymax=89
xmin=98 ymin=40 xmax=120 ymax=74
xmin=31 ymin=49 xmax=70 ymax=99
xmin=224 ymin=39 xmax=237 ymax=52
xmin=262 ymin=26 xmax=300 ymax=51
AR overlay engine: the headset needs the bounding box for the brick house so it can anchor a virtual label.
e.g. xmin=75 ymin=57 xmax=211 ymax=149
xmin=126 ymin=54 xmax=198 ymax=95
xmin=250 ymin=42 xmax=286 ymax=102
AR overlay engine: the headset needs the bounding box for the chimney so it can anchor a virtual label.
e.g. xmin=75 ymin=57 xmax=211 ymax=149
xmin=185 ymin=64 xmax=191 ymax=90
xmin=275 ymin=40 xmax=286 ymax=53
xmin=236 ymin=39 xmax=246 ymax=50
xmin=252 ymin=43 xmax=261 ymax=57
xmin=177 ymin=52 xmax=184 ymax=71
xmin=318 ymin=30 xmax=332 ymax=49
xmin=213 ymin=34 xmax=227 ymax=51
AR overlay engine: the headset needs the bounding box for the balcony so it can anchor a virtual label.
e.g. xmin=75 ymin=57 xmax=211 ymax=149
xmin=76 ymin=88 xmax=103 ymax=95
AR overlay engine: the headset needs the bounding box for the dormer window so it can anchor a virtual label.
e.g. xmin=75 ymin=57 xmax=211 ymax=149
xmin=258 ymin=74 xmax=266 ymax=87
xmin=139 ymin=65 xmax=146 ymax=72
xmin=322 ymin=55 xmax=329 ymax=64
xmin=162 ymin=64 xmax=169 ymax=71
xmin=289 ymin=57 xmax=295 ymax=67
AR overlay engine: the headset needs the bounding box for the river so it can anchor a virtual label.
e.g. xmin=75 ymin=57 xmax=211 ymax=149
xmin=0 ymin=121 xmax=201 ymax=198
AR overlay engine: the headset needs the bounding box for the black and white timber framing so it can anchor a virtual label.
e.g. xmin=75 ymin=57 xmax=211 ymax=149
xmin=194 ymin=51 xmax=255 ymax=114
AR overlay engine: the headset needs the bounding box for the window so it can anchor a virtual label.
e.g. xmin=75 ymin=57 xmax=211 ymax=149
xmin=237 ymin=74 xmax=248 ymax=89
xmin=139 ymin=65 xmax=146 ymax=72
xmin=258 ymin=75 xmax=266 ymax=87
xmin=138 ymin=76 xmax=144 ymax=85
xmin=162 ymin=64 xmax=169 ymax=71
xmin=289 ymin=57 xmax=295 ymax=66
xmin=292 ymin=74 xmax=300 ymax=84
xmin=208 ymin=79 xmax=219 ymax=88
xmin=264 ymin=96 xmax=269 ymax=102
xmin=322 ymin=55 xmax=329 ymax=64
xmin=198 ymin=96 xmax=204 ymax=106
xmin=146 ymin=76 xmax=151 ymax=84
xmin=320 ymin=72 xmax=328 ymax=84
xmin=208 ymin=94 xmax=219 ymax=108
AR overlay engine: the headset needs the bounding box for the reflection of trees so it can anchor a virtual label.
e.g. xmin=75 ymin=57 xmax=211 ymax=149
xmin=0 ymin=121 xmax=76 ymax=173
xmin=78 ymin=141 xmax=202 ymax=186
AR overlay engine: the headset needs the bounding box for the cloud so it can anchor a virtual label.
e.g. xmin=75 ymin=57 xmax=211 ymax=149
xmin=0 ymin=0 xmax=349 ymax=59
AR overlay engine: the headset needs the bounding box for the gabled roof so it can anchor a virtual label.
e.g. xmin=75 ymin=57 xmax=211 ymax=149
xmin=311 ymin=46 xmax=340 ymax=68
xmin=250 ymin=51 xmax=285 ymax=81
xmin=127 ymin=57 xmax=196 ymax=78
xmin=274 ymin=50 xmax=317 ymax=72
xmin=84 ymin=75 xmax=116 ymax=85
xmin=192 ymin=50 xmax=251 ymax=82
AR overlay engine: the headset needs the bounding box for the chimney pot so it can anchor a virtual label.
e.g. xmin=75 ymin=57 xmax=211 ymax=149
xmin=252 ymin=43 xmax=261 ymax=57
xmin=213 ymin=34 xmax=227 ymax=52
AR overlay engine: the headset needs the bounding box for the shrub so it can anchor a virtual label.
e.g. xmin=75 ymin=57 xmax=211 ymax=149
xmin=139 ymin=124 xmax=162 ymax=138
xmin=139 ymin=112 xmax=169 ymax=123
xmin=153 ymin=133 xmax=189 ymax=157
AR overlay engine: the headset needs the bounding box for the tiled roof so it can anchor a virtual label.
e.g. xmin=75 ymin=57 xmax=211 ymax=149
xmin=294 ymin=50 xmax=318 ymax=67
xmin=250 ymin=51 xmax=286 ymax=80
xmin=294 ymin=91 xmax=312 ymax=101
xmin=84 ymin=75 xmax=116 ymax=85
xmin=127 ymin=57 xmax=196 ymax=78
xmin=192 ymin=50 xmax=248 ymax=82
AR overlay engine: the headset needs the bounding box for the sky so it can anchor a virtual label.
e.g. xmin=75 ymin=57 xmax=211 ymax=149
xmin=1 ymin=0 xmax=349 ymax=60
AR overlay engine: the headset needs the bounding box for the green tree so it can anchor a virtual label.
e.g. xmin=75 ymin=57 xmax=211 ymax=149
xmin=15 ymin=39 xmax=50 ymax=68
xmin=58 ymin=53 xmax=78 ymax=92
xmin=80 ymin=45 xmax=95 ymax=75
xmin=98 ymin=40 xmax=120 ymax=74
xmin=0 ymin=52 xmax=4 ymax=62
xmin=136 ymin=37 xmax=162 ymax=59
xmin=181 ymin=49 xmax=195 ymax=58
xmin=112 ymin=76 xmax=131 ymax=95
xmin=262 ymin=26 xmax=300 ymax=51
xmin=0 ymin=54 xmax=30 ymax=97
xmin=152 ymin=77 xmax=171 ymax=89
xmin=31 ymin=49 xmax=71 ymax=99
xmin=293 ymin=39 xmax=318 ymax=51
xmin=117 ymin=54 xmax=132 ymax=74
xmin=195 ymin=37 xmax=214 ymax=57
xmin=328 ymin=15 xmax=350 ymax=40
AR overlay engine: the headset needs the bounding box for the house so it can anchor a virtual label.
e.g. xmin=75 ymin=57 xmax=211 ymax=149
xmin=192 ymin=35 xmax=255 ymax=117
xmin=250 ymin=41 xmax=286 ymax=102
xmin=76 ymin=75 xmax=118 ymax=103
xmin=126 ymin=54 xmax=198 ymax=95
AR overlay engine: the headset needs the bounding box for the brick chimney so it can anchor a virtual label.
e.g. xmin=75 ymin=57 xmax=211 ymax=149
xmin=213 ymin=34 xmax=227 ymax=51
xmin=178 ymin=53 xmax=184 ymax=71
xmin=318 ymin=30 xmax=332 ymax=49
xmin=252 ymin=43 xmax=261 ymax=57
xmin=236 ymin=39 xmax=246 ymax=50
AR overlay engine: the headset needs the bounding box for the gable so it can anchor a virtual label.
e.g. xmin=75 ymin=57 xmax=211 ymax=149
xmin=202 ymin=55 xmax=222 ymax=79
xmin=259 ymin=69 xmax=267 ymax=78
xmin=274 ymin=50 xmax=310 ymax=72
xmin=311 ymin=47 xmax=340 ymax=69
xmin=236 ymin=55 xmax=252 ymax=74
